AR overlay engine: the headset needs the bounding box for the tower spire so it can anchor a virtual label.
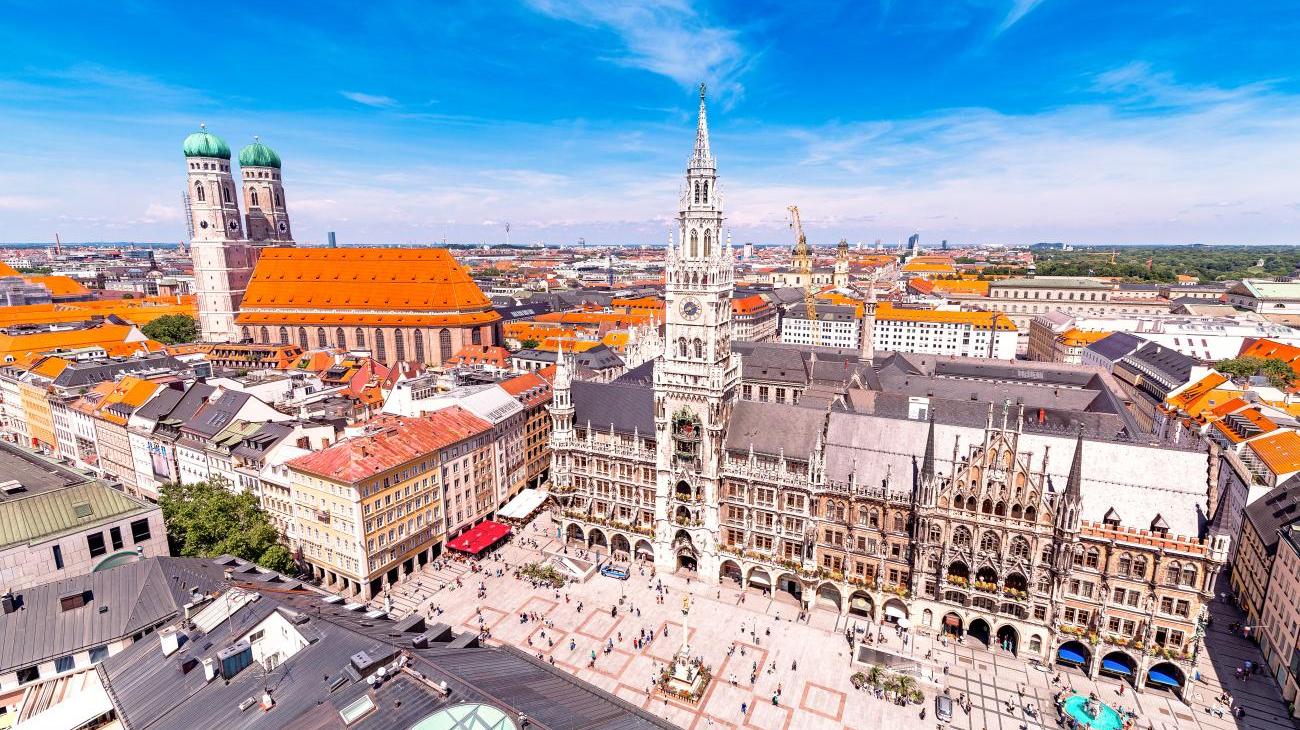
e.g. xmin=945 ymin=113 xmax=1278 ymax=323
xmin=691 ymin=83 xmax=713 ymax=167
xmin=1065 ymin=424 xmax=1084 ymax=500
xmin=921 ymin=409 xmax=937 ymax=484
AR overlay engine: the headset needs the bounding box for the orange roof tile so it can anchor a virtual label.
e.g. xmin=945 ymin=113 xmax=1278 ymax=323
xmin=1248 ymin=430 xmax=1300 ymax=475
xmin=237 ymin=248 xmax=497 ymax=327
xmin=731 ymin=294 xmax=769 ymax=315
xmin=929 ymin=279 xmax=990 ymax=297
xmin=0 ymin=262 xmax=18 ymax=277
xmin=27 ymin=275 xmax=90 ymax=297
xmin=288 ymin=407 xmax=492 ymax=483
xmin=0 ymin=324 xmax=150 ymax=363
xmin=874 ymin=303 xmax=1017 ymax=330
xmin=500 ymin=371 xmax=553 ymax=406
xmin=446 ymin=345 xmax=510 ymax=368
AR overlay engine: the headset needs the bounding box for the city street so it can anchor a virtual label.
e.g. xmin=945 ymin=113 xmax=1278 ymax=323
xmin=379 ymin=511 xmax=1296 ymax=730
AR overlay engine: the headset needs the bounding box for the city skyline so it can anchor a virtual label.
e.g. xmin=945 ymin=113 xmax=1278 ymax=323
xmin=3 ymin=1 xmax=1300 ymax=246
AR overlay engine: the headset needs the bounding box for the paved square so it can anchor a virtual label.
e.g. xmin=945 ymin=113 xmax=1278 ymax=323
xmin=376 ymin=511 xmax=1297 ymax=729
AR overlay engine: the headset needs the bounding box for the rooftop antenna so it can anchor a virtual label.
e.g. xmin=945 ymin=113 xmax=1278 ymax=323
xmin=504 ymin=222 xmax=511 ymax=247
xmin=53 ymin=233 xmax=62 ymax=257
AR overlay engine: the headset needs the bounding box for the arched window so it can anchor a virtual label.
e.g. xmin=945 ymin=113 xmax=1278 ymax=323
xmin=869 ymin=509 xmax=879 ymax=528
xmin=693 ymin=182 xmax=700 ymax=204
xmin=704 ymin=229 xmax=712 ymax=257
xmin=928 ymin=524 xmax=941 ymax=543
xmin=273 ymin=190 xmax=282 ymax=207
xmin=1132 ymin=556 xmax=1147 ymax=579
xmin=297 ymin=327 xmax=308 ymax=349
xmin=702 ymin=180 xmax=708 ymax=203
xmin=335 ymin=327 xmax=345 ymax=347
xmin=194 ymin=181 xmax=206 ymax=202
xmin=981 ymin=499 xmax=993 ymax=514
xmin=223 ymin=185 xmax=233 ymax=203
xmin=678 ymin=338 xmax=687 ymax=358
xmin=355 ymin=328 xmax=366 ymax=348
xmin=1024 ymin=506 xmax=1037 ymax=522
xmin=1010 ymin=537 xmax=1030 ymax=560
xmin=1181 ymin=564 xmax=1197 ymax=587
xmin=690 ymin=230 xmax=698 ymax=258
xmin=471 ymin=327 xmax=482 ymax=345
xmin=1165 ymin=562 xmax=1180 ymax=585
xmin=693 ymin=338 xmax=702 ymax=358
xmin=394 ymin=329 xmax=406 ymax=361
xmin=251 ymin=190 xmax=259 ymax=207
xmin=1117 ymin=554 xmax=1131 ymax=576
xmin=438 ymin=328 xmax=452 ymax=361
xmin=241 ymin=327 xmax=250 ymax=341
xmin=278 ymin=327 xmax=289 ymax=345
xmin=952 ymin=526 xmax=971 ymax=548
xmin=316 ymin=327 xmax=327 ymax=348
xmin=259 ymin=326 xmax=269 ymax=342
xmin=979 ymin=531 xmax=999 ymax=554
xmin=1085 ymin=548 xmax=1100 ymax=568
xmin=374 ymin=329 xmax=387 ymax=362
xmin=414 ymin=330 xmax=425 ymax=362
xmin=892 ymin=514 xmax=905 ymax=532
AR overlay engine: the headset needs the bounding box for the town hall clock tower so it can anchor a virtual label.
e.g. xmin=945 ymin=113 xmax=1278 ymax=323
xmin=652 ymin=85 xmax=742 ymax=577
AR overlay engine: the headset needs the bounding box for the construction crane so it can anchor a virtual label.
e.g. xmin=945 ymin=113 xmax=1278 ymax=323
xmin=788 ymin=205 xmax=821 ymax=346
xmin=1082 ymin=250 xmax=1120 ymax=264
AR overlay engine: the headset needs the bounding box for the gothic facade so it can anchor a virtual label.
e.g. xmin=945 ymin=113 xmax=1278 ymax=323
xmin=549 ymin=88 xmax=1224 ymax=696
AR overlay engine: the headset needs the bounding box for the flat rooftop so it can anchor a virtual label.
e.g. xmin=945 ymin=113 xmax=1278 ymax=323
xmin=0 ymin=441 xmax=87 ymax=501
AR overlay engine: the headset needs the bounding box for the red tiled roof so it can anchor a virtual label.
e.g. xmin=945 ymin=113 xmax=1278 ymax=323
xmin=288 ymin=406 xmax=491 ymax=483
xmin=500 ymin=371 xmax=553 ymax=406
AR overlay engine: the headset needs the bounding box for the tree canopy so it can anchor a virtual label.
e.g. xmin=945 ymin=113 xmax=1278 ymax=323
xmin=159 ymin=477 xmax=296 ymax=573
xmin=141 ymin=313 xmax=198 ymax=344
xmin=1216 ymin=356 xmax=1298 ymax=389
xmin=520 ymin=338 xmax=541 ymax=350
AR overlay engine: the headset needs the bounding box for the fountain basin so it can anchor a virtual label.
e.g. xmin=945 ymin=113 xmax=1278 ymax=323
xmin=1062 ymin=695 xmax=1124 ymax=730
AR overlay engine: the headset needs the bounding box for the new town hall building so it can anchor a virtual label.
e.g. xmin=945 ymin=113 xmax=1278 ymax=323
xmin=549 ymin=87 xmax=1227 ymax=697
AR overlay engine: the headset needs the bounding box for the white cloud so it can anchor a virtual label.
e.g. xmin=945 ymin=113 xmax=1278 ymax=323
xmin=141 ymin=202 xmax=181 ymax=223
xmin=524 ymin=0 xmax=749 ymax=99
xmin=995 ymin=0 xmax=1047 ymax=34
xmin=340 ymin=91 xmax=398 ymax=108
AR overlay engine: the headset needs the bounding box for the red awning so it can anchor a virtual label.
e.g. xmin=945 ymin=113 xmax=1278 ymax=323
xmin=446 ymin=520 xmax=512 ymax=555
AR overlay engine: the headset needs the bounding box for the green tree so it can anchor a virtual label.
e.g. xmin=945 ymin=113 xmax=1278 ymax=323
xmin=520 ymin=338 xmax=541 ymax=350
xmin=159 ymin=477 xmax=296 ymax=573
xmin=122 ymin=293 xmax=135 ymax=300
xmin=141 ymin=313 xmax=199 ymax=344
xmin=1216 ymin=356 xmax=1297 ymax=389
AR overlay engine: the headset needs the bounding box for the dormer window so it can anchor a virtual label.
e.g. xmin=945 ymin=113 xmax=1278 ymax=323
xmin=1103 ymin=507 xmax=1121 ymax=528
xmin=1150 ymin=513 xmax=1169 ymax=536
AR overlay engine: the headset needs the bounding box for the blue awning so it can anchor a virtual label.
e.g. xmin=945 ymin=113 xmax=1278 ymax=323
xmin=1147 ymin=669 xmax=1182 ymax=687
xmin=1102 ymin=659 xmax=1133 ymax=675
xmin=1057 ymin=647 xmax=1087 ymax=664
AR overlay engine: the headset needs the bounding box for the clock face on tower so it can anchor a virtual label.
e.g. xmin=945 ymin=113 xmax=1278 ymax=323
xmin=278 ymin=221 xmax=288 ymax=233
xmin=679 ymin=297 xmax=701 ymax=321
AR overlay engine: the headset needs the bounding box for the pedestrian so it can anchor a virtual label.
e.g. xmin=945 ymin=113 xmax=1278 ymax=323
xmin=740 ymin=702 xmax=747 ymax=715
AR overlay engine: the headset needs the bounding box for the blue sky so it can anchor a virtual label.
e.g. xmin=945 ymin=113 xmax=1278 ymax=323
xmin=2 ymin=1 xmax=1300 ymax=245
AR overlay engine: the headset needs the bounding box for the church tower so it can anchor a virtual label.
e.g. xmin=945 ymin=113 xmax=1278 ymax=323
xmin=652 ymin=84 xmax=741 ymax=577
xmin=238 ymin=137 xmax=294 ymax=243
xmin=834 ymin=238 xmax=850 ymax=287
xmin=184 ymin=125 xmax=259 ymax=343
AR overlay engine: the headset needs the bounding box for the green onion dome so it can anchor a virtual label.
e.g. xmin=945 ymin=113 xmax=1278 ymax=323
xmin=182 ymin=125 xmax=231 ymax=160
xmin=238 ymin=137 xmax=282 ymax=169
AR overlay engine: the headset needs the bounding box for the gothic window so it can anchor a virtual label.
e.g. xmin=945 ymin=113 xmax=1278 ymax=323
xmin=1085 ymin=548 xmax=1100 ymax=568
xmin=471 ymin=327 xmax=482 ymax=345
xmin=223 ymin=185 xmax=233 ymax=204
xmin=335 ymin=328 xmax=345 ymax=347
xmin=981 ymin=499 xmax=993 ymax=514
xmin=241 ymin=327 xmax=250 ymax=341
xmin=394 ymin=329 xmax=406 ymax=361
xmin=693 ymin=182 xmax=700 ymax=204
xmin=414 ymin=330 xmax=425 ymax=362
xmin=704 ymin=229 xmax=712 ymax=258
xmin=966 ymin=496 xmax=977 ymax=511
xmin=317 ymin=327 xmax=327 ymax=348
xmin=892 ymin=514 xmax=905 ymax=532
xmin=259 ymin=326 xmax=269 ymax=342
xmin=690 ymin=230 xmax=698 ymax=258
xmin=1132 ymin=556 xmax=1147 ymax=579
xmin=439 ymin=328 xmax=452 ymax=361
xmin=1181 ymin=564 xmax=1197 ymax=587
xmin=297 ymin=327 xmax=308 ymax=349
xmin=1010 ymin=503 xmax=1023 ymax=519
xmin=693 ymin=338 xmax=703 ymax=358
xmin=1010 ymin=537 xmax=1030 ymax=560
xmin=678 ymin=338 xmax=687 ymax=358
xmin=355 ymin=328 xmax=366 ymax=348
xmin=1024 ymin=506 xmax=1037 ymax=521
xmin=994 ymin=501 xmax=1006 ymax=517
xmin=869 ymin=509 xmax=880 ymax=528
xmin=194 ymin=181 xmax=206 ymax=202
xmin=251 ymin=190 xmax=259 ymax=207
xmin=702 ymin=180 xmax=708 ymax=203
xmin=374 ymin=329 xmax=387 ymax=361
xmin=979 ymin=531 xmax=999 ymax=554
xmin=274 ymin=190 xmax=282 ymax=207
xmin=278 ymin=327 xmax=289 ymax=345
xmin=928 ymin=525 xmax=941 ymax=542
xmin=952 ymin=526 xmax=971 ymax=548
xmin=1165 ymin=562 xmax=1180 ymax=585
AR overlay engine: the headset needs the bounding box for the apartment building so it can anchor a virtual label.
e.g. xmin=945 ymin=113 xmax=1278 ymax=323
xmin=872 ymin=303 xmax=1017 ymax=359
xmin=286 ymin=407 xmax=493 ymax=598
xmin=731 ymin=293 xmax=779 ymax=342
xmin=780 ymin=304 xmax=863 ymax=350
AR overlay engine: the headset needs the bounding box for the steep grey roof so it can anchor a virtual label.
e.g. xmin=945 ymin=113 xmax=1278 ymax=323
xmin=494 ymin=301 xmax=553 ymax=322
xmin=0 ymin=557 xmax=222 ymax=674
xmin=230 ymin=421 xmax=295 ymax=459
xmin=1243 ymin=475 xmax=1300 ymax=553
xmin=614 ymin=359 xmax=654 ymax=386
xmin=823 ymin=409 xmax=1210 ymax=537
xmin=572 ymin=380 xmax=654 ymax=436
xmin=575 ymin=343 xmax=624 ymax=371
xmin=52 ymin=355 xmax=186 ymax=389
xmin=1119 ymin=342 xmax=1197 ymax=388
xmin=180 ymin=389 xmax=250 ymax=439
xmin=725 ymin=400 xmax=825 ymax=460
xmin=1086 ymin=332 xmax=1146 ymax=363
